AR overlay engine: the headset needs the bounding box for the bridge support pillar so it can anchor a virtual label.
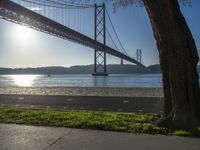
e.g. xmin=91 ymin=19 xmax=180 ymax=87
xmin=93 ymin=3 xmax=108 ymax=76
xmin=121 ymin=58 xmax=123 ymax=65
xmin=136 ymin=49 xmax=142 ymax=64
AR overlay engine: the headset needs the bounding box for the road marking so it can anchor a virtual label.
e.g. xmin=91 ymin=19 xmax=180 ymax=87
xmin=98 ymin=108 xmax=103 ymax=111
xmin=63 ymin=106 xmax=67 ymax=109
xmin=123 ymin=100 xmax=129 ymax=103
xmin=67 ymin=99 xmax=73 ymax=102
xmin=46 ymin=106 xmax=50 ymax=109
xmin=118 ymin=108 xmax=123 ymax=111
xmin=80 ymin=107 xmax=84 ymax=110
xmin=138 ymin=110 xmax=143 ymax=112
xmin=30 ymin=105 xmax=35 ymax=108
xmin=15 ymin=104 xmax=20 ymax=107
xmin=1 ymin=104 xmax=5 ymax=106
xmin=18 ymin=97 xmax=24 ymax=100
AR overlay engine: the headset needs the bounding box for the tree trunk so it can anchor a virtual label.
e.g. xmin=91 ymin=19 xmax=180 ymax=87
xmin=143 ymin=0 xmax=200 ymax=129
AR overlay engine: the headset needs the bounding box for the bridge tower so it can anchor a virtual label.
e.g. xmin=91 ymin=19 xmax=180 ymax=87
xmin=136 ymin=49 xmax=142 ymax=64
xmin=121 ymin=58 xmax=123 ymax=65
xmin=93 ymin=3 xmax=108 ymax=76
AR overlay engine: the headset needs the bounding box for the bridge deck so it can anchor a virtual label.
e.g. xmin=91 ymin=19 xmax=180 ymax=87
xmin=0 ymin=0 xmax=145 ymax=67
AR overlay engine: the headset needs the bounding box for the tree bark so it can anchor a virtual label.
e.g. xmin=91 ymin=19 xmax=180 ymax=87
xmin=143 ymin=0 xmax=200 ymax=129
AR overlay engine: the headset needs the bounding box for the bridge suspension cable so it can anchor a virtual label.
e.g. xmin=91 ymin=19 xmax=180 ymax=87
xmin=0 ymin=0 xmax=145 ymax=75
xmin=13 ymin=0 xmax=95 ymax=38
xmin=106 ymin=28 xmax=120 ymax=51
xmin=105 ymin=8 xmax=128 ymax=56
xmin=56 ymin=0 xmax=95 ymax=7
xmin=20 ymin=0 xmax=94 ymax=9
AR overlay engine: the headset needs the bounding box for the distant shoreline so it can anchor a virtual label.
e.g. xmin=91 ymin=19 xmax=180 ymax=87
xmin=0 ymin=64 xmax=162 ymax=74
xmin=0 ymin=64 xmax=199 ymax=74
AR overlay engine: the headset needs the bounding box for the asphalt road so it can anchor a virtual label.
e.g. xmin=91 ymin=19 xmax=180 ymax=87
xmin=0 ymin=124 xmax=200 ymax=150
xmin=0 ymin=94 xmax=163 ymax=113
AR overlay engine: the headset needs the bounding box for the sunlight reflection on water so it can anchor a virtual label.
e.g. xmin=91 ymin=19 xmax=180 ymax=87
xmin=11 ymin=75 xmax=38 ymax=87
xmin=0 ymin=74 xmax=163 ymax=87
xmin=0 ymin=74 xmax=199 ymax=88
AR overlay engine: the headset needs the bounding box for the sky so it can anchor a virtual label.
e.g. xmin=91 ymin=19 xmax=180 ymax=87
xmin=0 ymin=0 xmax=199 ymax=68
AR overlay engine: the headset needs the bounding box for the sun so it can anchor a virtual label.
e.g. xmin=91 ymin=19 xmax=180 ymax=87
xmin=14 ymin=25 xmax=33 ymax=42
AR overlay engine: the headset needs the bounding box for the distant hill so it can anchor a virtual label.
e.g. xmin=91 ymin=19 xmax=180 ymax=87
xmin=0 ymin=64 xmax=199 ymax=74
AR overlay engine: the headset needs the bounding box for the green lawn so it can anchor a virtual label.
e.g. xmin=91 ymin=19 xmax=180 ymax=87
xmin=0 ymin=107 xmax=199 ymax=137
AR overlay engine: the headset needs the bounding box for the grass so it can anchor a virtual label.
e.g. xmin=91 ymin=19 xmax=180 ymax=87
xmin=0 ymin=107 xmax=199 ymax=137
xmin=173 ymin=130 xmax=193 ymax=136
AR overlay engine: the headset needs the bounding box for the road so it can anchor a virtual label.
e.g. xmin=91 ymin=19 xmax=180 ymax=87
xmin=0 ymin=94 xmax=163 ymax=113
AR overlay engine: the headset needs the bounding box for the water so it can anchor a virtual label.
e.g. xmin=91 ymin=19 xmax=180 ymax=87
xmin=0 ymin=74 xmax=199 ymax=88
xmin=0 ymin=74 xmax=163 ymax=88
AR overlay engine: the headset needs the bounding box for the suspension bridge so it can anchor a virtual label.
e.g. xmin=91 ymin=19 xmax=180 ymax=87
xmin=0 ymin=0 xmax=145 ymax=75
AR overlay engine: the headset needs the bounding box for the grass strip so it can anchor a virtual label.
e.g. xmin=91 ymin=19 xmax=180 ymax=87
xmin=0 ymin=107 xmax=199 ymax=137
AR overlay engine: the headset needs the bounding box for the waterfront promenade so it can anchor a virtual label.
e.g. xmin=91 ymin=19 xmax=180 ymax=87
xmin=0 ymin=124 xmax=200 ymax=150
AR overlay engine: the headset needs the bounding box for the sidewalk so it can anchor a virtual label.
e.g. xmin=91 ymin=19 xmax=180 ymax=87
xmin=0 ymin=124 xmax=199 ymax=150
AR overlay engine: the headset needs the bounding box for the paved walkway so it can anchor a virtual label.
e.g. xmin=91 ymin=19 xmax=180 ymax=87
xmin=0 ymin=124 xmax=200 ymax=150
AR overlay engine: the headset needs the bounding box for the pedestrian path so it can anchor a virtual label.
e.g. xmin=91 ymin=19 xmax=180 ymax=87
xmin=0 ymin=124 xmax=199 ymax=150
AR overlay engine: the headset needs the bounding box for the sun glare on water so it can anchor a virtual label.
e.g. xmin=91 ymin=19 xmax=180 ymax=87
xmin=11 ymin=75 xmax=37 ymax=87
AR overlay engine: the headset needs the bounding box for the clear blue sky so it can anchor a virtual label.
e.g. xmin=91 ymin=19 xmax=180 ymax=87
xmin=0 ymin=0 xmax=199 ymax=68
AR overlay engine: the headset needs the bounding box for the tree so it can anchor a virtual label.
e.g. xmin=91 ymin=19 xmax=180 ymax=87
xmin=113 ymin=0 xmax=200 ymax=129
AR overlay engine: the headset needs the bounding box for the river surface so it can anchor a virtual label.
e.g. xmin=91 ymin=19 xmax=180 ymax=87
xmin=0 ymin=74 xmax=162 ymax=88
xmin=0 ymin=74 xmax=199 ymax=88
